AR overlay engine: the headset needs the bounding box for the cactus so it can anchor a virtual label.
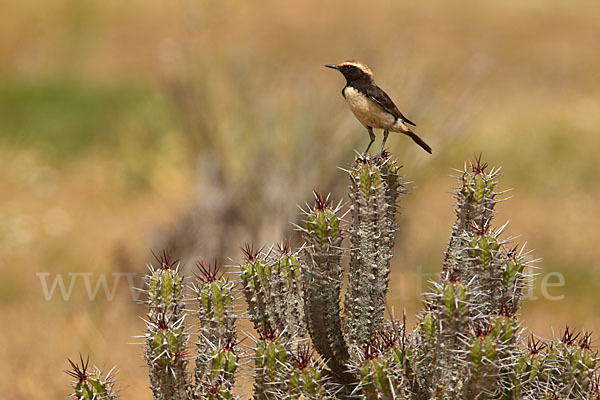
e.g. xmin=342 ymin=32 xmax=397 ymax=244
xmin=343 ymin=154 xmax=405 ymax=349
xmin=300 ymin=189 xmax=350 ymax=380
xmin=67 ymin=152 xmax=598 ymax=400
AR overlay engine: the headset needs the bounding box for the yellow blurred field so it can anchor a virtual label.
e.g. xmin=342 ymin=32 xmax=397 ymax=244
xmin=1 ymin=0 xmax=599 ymax=398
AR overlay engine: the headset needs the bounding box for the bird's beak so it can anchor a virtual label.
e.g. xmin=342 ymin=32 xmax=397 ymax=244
xmin=325 ymin=64 xmax=339 ymax=70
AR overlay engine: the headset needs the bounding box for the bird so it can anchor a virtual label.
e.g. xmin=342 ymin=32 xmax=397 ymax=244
xmin=325 ymin=60 xmax=432 ymax=155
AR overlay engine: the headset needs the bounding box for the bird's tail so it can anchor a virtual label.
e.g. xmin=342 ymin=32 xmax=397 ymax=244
xmin=405 ymin=130 xmax=432 ymax=154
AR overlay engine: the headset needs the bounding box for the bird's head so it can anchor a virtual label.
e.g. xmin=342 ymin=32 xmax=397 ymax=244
xmin=325 ymin=60 xmax=373 ymax=83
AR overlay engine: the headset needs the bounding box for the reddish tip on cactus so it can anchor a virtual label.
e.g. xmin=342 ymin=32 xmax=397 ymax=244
xmin=527 ymin=336 xmax=547 ymax=354
xmin=579 ymin=332 xmax=592 ymax=350
xmin=196 ymin=260 xmax=223 ymax=283
xmin=469 ymin=153 xmax=488 ymax=174
xmin=379 ymin=330 xmax=398 ymax=351
xmin=155 ymin=313 xmax=171 ymax=330
xmin=472 ymin=323 xmax=492 ymax=338
xmin=290 ymin=344 xmax=313 ymax=370
xmin=313 ymin=188 xmax=331 ymax=211
xmin=445 ymin=269 xmax=461 ymax=283
xmin=506 ymin=245 xmax=519 ymax=259
xmin=257 ymin=322 xmax=281 ymax=341
xmin=499 ymin=298 xmax=516 ymax=318
xmin=241 ymin=243 xmax=263 ymax=262
xmin=561 ymin=326 xmax=580 ymax=346
xmin=275 ymin=239 xmax=292 ymax=255
xmin=151 ymin=249 xmax=179 ymax=270
xmin=223 ymin=331 xmax=238 ymax=351
xmin=65 ymin=354 xmax=90 ymax=383
xmin=471 ymin=217 xmax=491 ymax=236
xmin=204 ymin=382 xmax=226 ymax=397
xmin=363 ymin=337 xmax=382 ymax=360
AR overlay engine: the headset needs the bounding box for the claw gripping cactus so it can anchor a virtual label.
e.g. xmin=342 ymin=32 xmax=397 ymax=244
xmin=67 ymin=153 xmax=599 ymax=400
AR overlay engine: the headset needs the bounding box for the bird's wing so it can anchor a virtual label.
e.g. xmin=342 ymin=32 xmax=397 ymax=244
xmin=364 ymin=84 xmax=416 ymax=126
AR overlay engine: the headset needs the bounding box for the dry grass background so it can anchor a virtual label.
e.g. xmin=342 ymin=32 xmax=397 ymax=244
xmin=1 ymin=0 xmax=599 ymax=398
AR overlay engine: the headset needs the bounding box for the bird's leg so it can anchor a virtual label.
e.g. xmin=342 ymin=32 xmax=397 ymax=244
xmin=379 ymin=130 xmax=389 ymax=156
xmin=364 ymin=126 xmax=375 ymax=154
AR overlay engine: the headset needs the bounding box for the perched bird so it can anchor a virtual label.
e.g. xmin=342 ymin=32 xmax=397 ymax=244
xmin=325 ymin=60 xmax=432 ymax=155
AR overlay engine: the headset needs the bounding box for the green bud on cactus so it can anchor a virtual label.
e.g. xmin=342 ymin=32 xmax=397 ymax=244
xmin=423 ymin=312 xmax=435 ymax=338
xmin=360 ymin=164 xmax=371 ymax=199
xmin=443 ymin=284 xmax=456 ymax=318
xmin=474 ymin=174 xmax=485 ymax=203
xmin=253 ymin=325 xmax=287 ymax=398
xmin=470 ymin=338 xmax=483 ymax=369
xmin=484 ymin=336 xmax=497 ymax=361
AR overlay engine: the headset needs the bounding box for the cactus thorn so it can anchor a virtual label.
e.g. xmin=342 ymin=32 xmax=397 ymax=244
xmin=313 ymin=188 xmax=331 ymax=211
xmin=471 ymin=217 xmax=491 ymax=236
xmin=561 ymin=326 xmax=580 ymax=346
xmin=256 ymin=322 xmax=282 ymax=341
xmin=469 ymin=153 xmax=488 ymax=174
xmin=527 ymin=335 xmax=547 ymax=354
xmin=379 ymin=330 xmax=398 ymax=350
xmin=471 ymin=323 xmax=492 ymax=338
xmin=241 ymin=243 xmax=264 ymax=262
xmin=289 ymin=344 xmax=314 ymax=370
xmin=579 ymin=332 xmax=593 ymax=350
xmin=195 ymin=259 xmax=223 ymax=283
xmin=363 ymin=336 xmax=382 ymax=360
xmin=151 ymin=248 xmax=179 ymax=270
xmin=65 ymin=354 xmax=90 ymax=383
xmin=275 ymin=239 xmax=292 ymax=255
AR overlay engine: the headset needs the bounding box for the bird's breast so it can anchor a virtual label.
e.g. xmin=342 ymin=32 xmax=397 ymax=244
xmin=342 ymin=86 xmax=396 ymax=129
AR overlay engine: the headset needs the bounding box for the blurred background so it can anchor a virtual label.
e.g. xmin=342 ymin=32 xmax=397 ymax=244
xmin=1 ymin=0 xmax=599 ymax=397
